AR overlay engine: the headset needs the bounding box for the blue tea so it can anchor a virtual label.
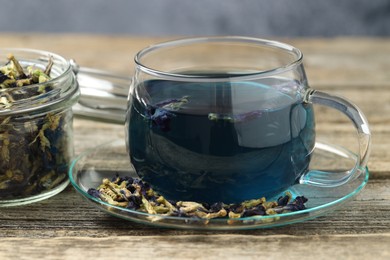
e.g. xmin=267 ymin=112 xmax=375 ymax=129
xmin=127 ymin=78 xmax=315 ymax=203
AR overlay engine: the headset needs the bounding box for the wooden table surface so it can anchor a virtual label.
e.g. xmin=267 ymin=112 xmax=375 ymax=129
xmin=0 ymin=34 xmax=389 ymax=259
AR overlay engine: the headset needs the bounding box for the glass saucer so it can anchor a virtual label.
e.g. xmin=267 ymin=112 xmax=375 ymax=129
xmin=69 ymin=139 xmax=369 ymax=230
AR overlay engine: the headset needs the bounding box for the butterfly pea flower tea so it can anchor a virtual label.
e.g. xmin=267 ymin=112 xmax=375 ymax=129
xmin=126 ymin=37 xmax=370 ymax=204
xmin=0 ymin=49 xmax=79 ymax=206
xmin=129 ymin=79 xmax=315 ymax=203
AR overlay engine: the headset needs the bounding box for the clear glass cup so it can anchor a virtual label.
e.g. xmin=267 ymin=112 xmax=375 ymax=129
xmin=126 ymin=37 xmax=371 ymax=203
xmin=0 ymin=48 xmax=79 ymax=206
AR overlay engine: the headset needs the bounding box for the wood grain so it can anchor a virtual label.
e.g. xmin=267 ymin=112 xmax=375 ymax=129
xmin=1 ymin=234 xmax=389 ymax=260
xmin=0 ymin=34 xmax=389 ymax=260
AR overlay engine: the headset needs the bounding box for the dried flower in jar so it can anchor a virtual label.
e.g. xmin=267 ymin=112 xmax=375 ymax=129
xmin=0 ymin=54 xmax=74 ymax=200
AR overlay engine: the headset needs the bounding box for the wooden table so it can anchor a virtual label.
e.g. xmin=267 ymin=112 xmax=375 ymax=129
xmin=0 ymin=34 xmax=389 ymax=259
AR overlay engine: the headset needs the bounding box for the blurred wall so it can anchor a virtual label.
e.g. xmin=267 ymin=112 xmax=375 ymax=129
xmin=0 ymin=0 xmax=389 ymax=36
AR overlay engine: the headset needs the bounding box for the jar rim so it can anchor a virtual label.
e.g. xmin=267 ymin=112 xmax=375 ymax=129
xmin=0 ymin=48 xmax=79 ymax=116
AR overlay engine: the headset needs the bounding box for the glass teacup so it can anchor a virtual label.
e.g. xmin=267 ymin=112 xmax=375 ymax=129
xmin=126 ymin=37 xmax=370 ymax=204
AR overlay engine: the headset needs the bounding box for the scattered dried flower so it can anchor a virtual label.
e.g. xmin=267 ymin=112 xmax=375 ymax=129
xmin=88 ymin=174 xmax=309 ymax=224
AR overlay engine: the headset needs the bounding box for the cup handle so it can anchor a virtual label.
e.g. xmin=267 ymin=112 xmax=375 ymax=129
xmin=300 ymin=89 xmax=371 ymax=186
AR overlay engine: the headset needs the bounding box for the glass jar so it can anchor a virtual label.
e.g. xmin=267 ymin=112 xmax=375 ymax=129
xmin=0 ymin=49 xmax=79 ymax=206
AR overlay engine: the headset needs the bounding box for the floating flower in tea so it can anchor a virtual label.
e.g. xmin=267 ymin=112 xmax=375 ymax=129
xmin=144 ymin=96 xmax=189 ymax=132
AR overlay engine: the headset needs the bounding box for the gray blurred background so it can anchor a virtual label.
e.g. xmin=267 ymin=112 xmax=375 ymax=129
xmin=0 ymin=0 xmax=389 ymax=36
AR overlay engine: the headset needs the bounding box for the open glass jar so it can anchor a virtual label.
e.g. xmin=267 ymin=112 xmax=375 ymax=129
xmin=0 ymin=49 xmax=79 ymax=206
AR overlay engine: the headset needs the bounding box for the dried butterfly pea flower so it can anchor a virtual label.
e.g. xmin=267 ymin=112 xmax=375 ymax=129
xmin=145 ymin=96 xmax=189 ymax=132
xmin=88 ymin=175 xmax=309 ymax=224
xmin=277 ymin=192 xmax=292 ymax=206
xmin=156 ymin=196 xmax=176 ymax=212
xmin=87 ymin=188 xmax=101 ymax=199
xmin=0 ymin=72 xmax=8 ymax=84
xmin=241 ymin=205 xmax=266 ymax=217
xmin=7 ymin=54 xmax=27 ymax=79
xmin=156 ymin=96 xmax=189 ymax=110
xmin=208 ymin=110 xmax=263 ymax=123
